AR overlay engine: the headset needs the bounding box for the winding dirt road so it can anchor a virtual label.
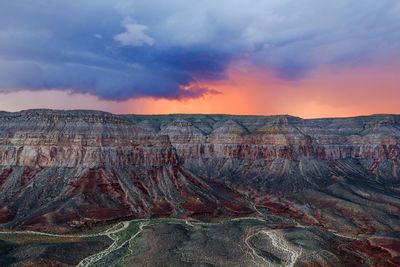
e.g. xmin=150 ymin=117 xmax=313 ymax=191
xmin=244 ymin=229 xmax=302 ymax=267
xmin=77 ymin=221 xmax=133 ymax=267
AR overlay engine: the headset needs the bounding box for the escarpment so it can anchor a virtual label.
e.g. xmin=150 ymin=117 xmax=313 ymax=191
xmin=0 ymin=110 xmax=176 ymax=168
xmin=0 ymin=110 xmax=399 ymax=238
xmin=1 ymin=110 xmax=400 ymax=169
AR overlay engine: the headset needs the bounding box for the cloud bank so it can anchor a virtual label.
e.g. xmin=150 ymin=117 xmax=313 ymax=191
xmin=0 ymin=0 xmax=399 ymax=100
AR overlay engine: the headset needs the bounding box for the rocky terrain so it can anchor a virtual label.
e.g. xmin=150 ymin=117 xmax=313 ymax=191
xmin=0 ymin=109 xmax=399 ymax=266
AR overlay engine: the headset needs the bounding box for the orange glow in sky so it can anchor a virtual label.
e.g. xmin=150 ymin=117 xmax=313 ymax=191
xmin=121 ymin=61 xmax=400 ymax=118
xmin=1 ymin=61 xmax=400 ymax=118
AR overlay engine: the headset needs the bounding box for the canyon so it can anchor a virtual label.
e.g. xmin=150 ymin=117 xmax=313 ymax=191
xmin=0 ymin=109 xmax=399 ymax=266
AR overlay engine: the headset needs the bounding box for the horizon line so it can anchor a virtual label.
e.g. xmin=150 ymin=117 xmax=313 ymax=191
xmin=1 ymin=108 xmax=399 ymax=121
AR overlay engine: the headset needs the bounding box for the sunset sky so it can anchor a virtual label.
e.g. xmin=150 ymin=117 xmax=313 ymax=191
xmin=1 ymin=0 xmax=400 ymax=118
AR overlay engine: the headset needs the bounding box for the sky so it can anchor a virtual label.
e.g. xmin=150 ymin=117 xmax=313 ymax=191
xmin=0 ymin=0 xmax=400 ymax=118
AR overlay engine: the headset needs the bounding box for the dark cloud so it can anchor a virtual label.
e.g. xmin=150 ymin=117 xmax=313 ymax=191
xmin=0 ymin=0 xmax=399 ymax=100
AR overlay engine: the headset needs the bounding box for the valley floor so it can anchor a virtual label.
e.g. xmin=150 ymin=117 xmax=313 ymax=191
xmin=1 ymin=215 xmax=398 ymax=267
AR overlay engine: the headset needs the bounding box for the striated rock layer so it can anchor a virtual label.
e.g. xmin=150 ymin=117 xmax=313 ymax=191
xmin=0 ymin=110 xmax=399 ymax=260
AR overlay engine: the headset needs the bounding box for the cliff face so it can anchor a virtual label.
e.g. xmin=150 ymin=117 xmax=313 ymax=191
xmin=0 ymin=110 xmax=399 ymax=239
xmin=0 ymin=110 xmax=176 ymax=168
xmin=166 ymin=115 xmax=391 ymax=164
xmin=1 ymin=110 xmax=399 ymax=170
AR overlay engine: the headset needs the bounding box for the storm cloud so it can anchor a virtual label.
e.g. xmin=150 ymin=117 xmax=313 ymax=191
xmin=0 ymin=0 xmax=399 ymax=100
